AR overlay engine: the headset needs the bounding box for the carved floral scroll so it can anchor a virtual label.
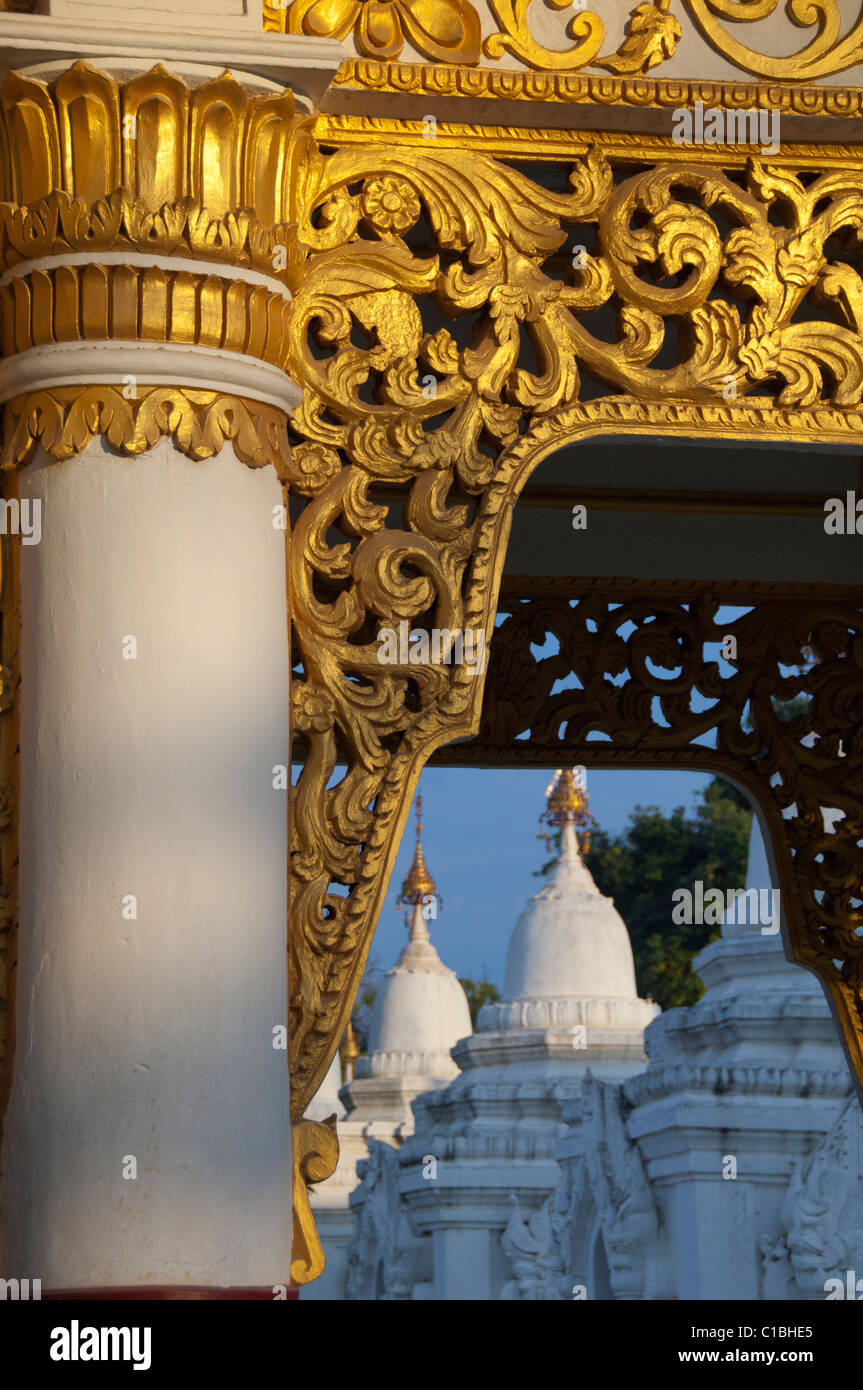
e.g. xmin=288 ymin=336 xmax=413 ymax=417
xmin=266 ymin=0 xmax=682 ymax=74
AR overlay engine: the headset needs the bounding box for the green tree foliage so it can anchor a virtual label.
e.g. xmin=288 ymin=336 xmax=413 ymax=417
xmin=538 ymin=778 xmax=752 ymax=1011
xmin=351 ymin=957 xmax=382 ymax=1055
xmin=458 ymin=976 xmax=501 ymax=1028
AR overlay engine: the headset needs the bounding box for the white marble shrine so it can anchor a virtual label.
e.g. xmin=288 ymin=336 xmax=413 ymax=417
xmin=335 ymin=781 xmax=860 ymax=1301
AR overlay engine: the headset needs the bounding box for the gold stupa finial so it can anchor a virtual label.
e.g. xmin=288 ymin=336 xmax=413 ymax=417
xmin=397 ymin=793 xmax=441 ymax=911
xmin=540 ymin=768 xmax=593 ymax=851
xmin=340 ymin=1021 xmax=359 ymax=1080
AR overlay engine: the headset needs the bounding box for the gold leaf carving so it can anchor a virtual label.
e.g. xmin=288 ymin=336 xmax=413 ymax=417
xmin=273 ymin=0 xmax=482 ymax=63
xmin=291 ymin=1116 xmax=339 ymax=1286
xmin=1 ymin=387 xmax=297 ymax=479
xmin=285 ymin=131 xmax=863 ymax=1129
xmin=685 ymin=0 xmax=863 ymax=80
xmin=596 ymin=0 xmax=682 ymax=74
xmin=484 ymin=0 xmax=605 ymax=69
xmin=269 ymin=0 xmax=679 ymax=73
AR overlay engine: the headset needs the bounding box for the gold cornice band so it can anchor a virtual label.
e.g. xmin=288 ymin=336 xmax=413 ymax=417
xmin=314 ymin=113 xmax=863 ymax=166
xmin=330 ymin=56 xmax=863 ymax=120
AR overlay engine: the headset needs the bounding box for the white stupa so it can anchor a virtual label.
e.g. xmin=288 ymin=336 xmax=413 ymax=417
xmin=304 ymin=1052 xmax=346 ymax=1123
xmin=470 ymin=768 xmax=657 ymax=1066
xmin=345 ymin=795 xmax=472 ymax=1126
xmin=387 ymin=772 xmax=657 ymax=1300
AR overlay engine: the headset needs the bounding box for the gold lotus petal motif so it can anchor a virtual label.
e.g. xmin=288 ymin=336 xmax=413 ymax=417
xmin=0 ymin=63 xmax=300 ymax=241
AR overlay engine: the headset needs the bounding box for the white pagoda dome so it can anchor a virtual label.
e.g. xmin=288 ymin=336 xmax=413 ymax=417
xmin=478 ymin=770 xmax=657 ymax=1053
xmin=504 ymin=817 xmax=640 ymax=1002
xmin=382 ymin=771 xmax=657 ymax=1301
xmin=363 ymin=898 xmax=472 ymax=1077
xmin=344 ymin=795 xmax=472 ymax=1123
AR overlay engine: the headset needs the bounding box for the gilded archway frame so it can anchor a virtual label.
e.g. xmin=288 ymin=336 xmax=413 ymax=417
xmin=286 ymin=116 xmax=863 ymax=1280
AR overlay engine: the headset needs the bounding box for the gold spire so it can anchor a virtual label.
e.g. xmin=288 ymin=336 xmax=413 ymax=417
xmin=340 ymin=1021 xmax=359 ymax=1069
xmin=540 ymin=768 xmax=593 ymax=850
xmin=397 ymin=794 xmax=440 ymax=909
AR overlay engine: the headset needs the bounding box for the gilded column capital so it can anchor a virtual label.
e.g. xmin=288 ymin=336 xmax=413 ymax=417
xmin=0 ymin=59 xmax=312 ymax=467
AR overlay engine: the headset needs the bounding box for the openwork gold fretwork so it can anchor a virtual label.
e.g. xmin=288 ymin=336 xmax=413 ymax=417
xmin=686 ymin=0 xmax=863 ymax=81
xmin=431 ymin=575 xmax=862 ymax=1052
xmin=286 ymin=128 xmax=863 ymax=1131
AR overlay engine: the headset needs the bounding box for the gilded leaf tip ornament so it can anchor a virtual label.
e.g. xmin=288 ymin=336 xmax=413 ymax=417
xmin=0 ymin=388 xmax=295 ymax=476
xmin=291 ymin=1116 xmax=339 ymax=1286
xmin=484 ymin=0 xmax=680 ymax=72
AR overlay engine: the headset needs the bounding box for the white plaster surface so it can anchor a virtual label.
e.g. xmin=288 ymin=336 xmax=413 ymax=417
xmin=0 ymin=436 xmax=293 ymax=1289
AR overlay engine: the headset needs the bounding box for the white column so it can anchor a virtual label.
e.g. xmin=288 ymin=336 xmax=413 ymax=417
xmin=0 ymin=434 xmax=293 ymax=1292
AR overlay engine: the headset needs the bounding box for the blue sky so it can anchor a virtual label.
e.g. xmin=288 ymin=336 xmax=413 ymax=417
xmin=369 ymin=767 xmax=714 ymax=988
